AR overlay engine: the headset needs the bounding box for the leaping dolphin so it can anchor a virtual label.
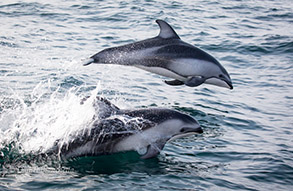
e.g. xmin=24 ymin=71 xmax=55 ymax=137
xmin=83 ymin=19 xmax=233 ymax=89
xmin=49 ymin=97 xmax=203 ymax=159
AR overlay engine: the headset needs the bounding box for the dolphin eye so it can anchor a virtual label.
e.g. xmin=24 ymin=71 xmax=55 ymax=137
xmin=180 ymin=128 xmax=186 ymax=132
xmin=219 ymin=74 xmax=224 ymax=78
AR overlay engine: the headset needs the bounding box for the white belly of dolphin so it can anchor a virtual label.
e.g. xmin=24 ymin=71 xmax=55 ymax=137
xmin=113 ymin=120 xmax=182 ymax=153
xmin=113 ymin=126 xmax=163 ymax=153
xmin=169 ymin=58 xmax=221 ymax=77
xmin=136 ymin=65 xmax=186 ymax=81
xmin=136 ymin=58 xmax=221 ymax=81
xmin=113 ymin=132 xmax=149 ymax=153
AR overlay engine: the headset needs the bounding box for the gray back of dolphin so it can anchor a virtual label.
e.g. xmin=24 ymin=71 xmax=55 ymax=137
xmin=84 ymin=20 xmax=233 ymax=89
xmin=49 ymin=97 xmax=202 ymax=159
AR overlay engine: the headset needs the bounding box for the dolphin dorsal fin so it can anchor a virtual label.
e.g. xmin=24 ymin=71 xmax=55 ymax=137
xmin=156 ymin=19 xmax=180 ymax=39
xmin=94 ymin=96 xmax=120 ymax=119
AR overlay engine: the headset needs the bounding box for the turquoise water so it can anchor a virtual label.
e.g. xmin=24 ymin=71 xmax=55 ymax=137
xmin=0 ymin=0 xmax=292 ymax=190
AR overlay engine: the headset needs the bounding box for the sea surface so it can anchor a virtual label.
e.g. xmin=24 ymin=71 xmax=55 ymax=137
xmin=0 ymin=0 xmax=292 ymax=190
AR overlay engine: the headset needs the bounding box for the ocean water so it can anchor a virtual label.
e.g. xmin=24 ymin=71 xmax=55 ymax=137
xmin=0 ymin=0 xmax=292 ymax=190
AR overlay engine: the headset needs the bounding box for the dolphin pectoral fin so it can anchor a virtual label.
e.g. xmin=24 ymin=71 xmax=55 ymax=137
xmin=164 ymin=79 xmax=184 ymax=86
xmin=140 ymin=145 xmax=160 ymax=159
xmin=140 ymin=142 xmax=165 ymax=159
xmin=184 ymin=76 xmax=205 ymax=87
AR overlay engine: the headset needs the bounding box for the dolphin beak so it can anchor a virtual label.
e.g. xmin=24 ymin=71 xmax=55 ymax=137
xmin=170 ymin=126 xmax=203 ymax=142
xmin=225 ymin=79 xmax=233 ymax=90
xmin=221 ymin=75 xmax=233 ymax=90
xmin=194 ymin=126 xmax=203 ymax=134
xmin=204 ymin=76 xmax=233 ymax=90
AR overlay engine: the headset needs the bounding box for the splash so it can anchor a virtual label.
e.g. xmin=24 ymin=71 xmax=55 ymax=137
xmin=0 ymin=81 xmax=100 ymax=157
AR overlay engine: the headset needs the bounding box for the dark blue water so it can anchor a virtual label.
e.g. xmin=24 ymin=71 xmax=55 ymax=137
xmin=1 ymin=0 xmax=292 ymax=190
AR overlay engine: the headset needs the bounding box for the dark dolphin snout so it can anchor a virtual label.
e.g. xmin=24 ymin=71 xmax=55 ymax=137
xmin=180 ymin=126 xmax=203 ymax=134
xmin=226 ymin=80 xmax=233 ymax=90
xmin=222 ymin=75 xmax=233 ymax=90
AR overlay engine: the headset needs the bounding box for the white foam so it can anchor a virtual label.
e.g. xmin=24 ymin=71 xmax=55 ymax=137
xmin=1 ymin=81 xmax=100 ymax=154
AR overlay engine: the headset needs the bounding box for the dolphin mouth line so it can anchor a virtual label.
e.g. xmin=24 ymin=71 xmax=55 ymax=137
xmin=183 ymin=126 xmax=203 ymax=134
xmin=224 ymin=79 xmax=233 ymax=90
xmin=204 ymin=76 xmax=233 ymax=90
xmin=169 ymin=127 xmax=203 ymax=142
xmin=220 ymin=79 xmax=233 ymax=89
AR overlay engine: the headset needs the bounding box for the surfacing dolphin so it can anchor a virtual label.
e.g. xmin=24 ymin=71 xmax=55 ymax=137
xmin=84 ymin=19 xmax=233 ymax=89
xmin=49 ymin=97 xmax=203 ymax=159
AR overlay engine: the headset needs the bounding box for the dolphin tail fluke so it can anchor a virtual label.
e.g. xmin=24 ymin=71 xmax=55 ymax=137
xmin=164 ymin=79 xmax=184 ymax=86
xmin=82 ymin=58 xmax=95 ymax=66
